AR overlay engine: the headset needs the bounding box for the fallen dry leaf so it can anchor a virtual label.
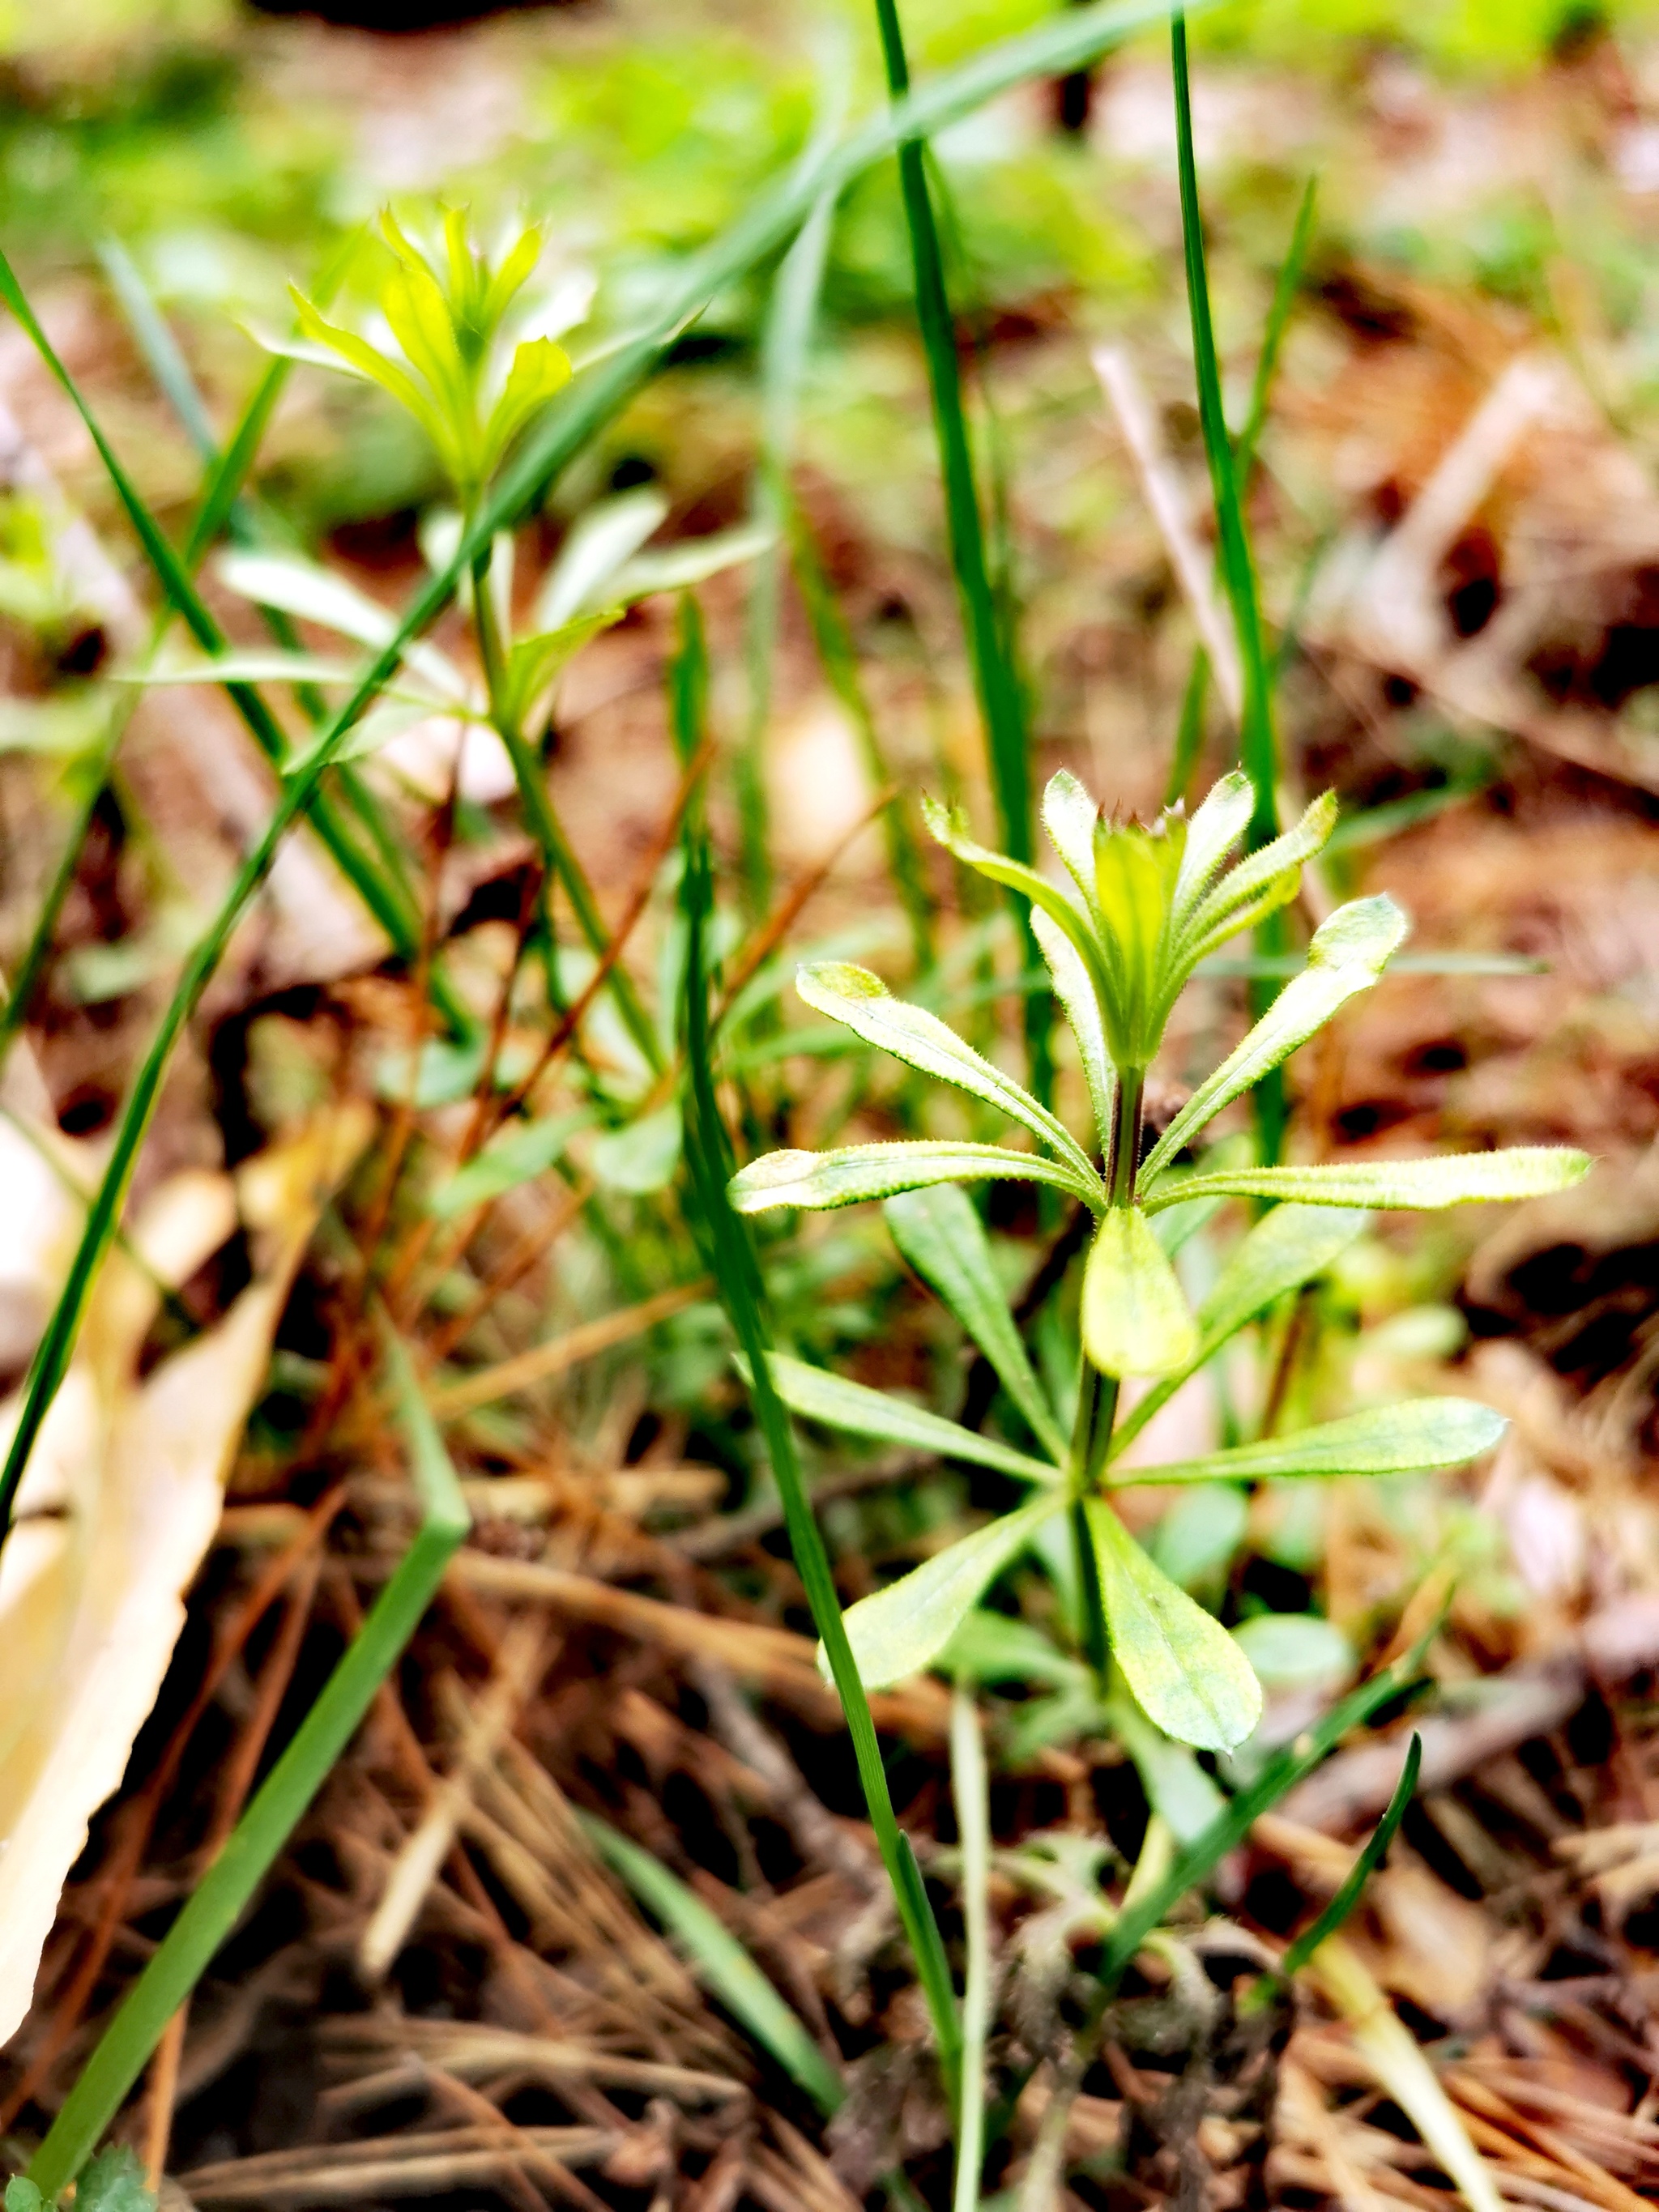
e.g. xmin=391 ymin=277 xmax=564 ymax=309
xmin=0 ymin=1103 xmax=370 ymax=2044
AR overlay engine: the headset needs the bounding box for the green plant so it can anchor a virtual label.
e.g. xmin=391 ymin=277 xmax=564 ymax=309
xmin=730 ymin=766 xmax=1589 ymax=1750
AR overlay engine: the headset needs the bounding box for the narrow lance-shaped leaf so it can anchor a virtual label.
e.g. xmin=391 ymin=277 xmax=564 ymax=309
xmin=1081 ymin=1207 xmax=1199 ymax=1379
xmin=796 ymin=963 xmax=1098 ymax=1186
xmin=1169 ymin=769 xmax=1252 ymax=929
xmin=1040 ymin=768 xmax=1106 ymax=927
xmin=1175 ymin=789 xmax=1339 ymax=965
xmin=1141 ymin=895 xmax=1409 ymax=1185
xmin=753 ymin=1351 xmax=1061 ymax=1486
xmin=884 ymin=1187 xmax=1068 ymax=1460
xmin=834 ymin=1496 xmax=1061 ymax=1690
xmin=1086 ymin=1502 xmax=1261 ymax=1752
xmin=1112 ymin=1397 xmax=1508 ymax=1487
xmin=730 ymin=1141 xmax=1103 ymax=1217
xmin=1032 ymin=908 xmax=1115 ymax=1155
xmin=1111 ymin=1204 xmax=1370 ymax=1459
xmin=1143 ymin=1147 xmax=1593 ymax=1216
xmin=923 ymin=795 xmax=1114 ymax=1012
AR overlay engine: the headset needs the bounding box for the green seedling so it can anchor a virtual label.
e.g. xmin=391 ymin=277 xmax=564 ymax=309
xmin=731 ymin=768 xmax=1589 ymax=1751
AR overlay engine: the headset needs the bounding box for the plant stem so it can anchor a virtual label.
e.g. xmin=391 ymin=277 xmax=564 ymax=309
xmin=1068 ymin=1066 xmax=1143 ymax=1674
xmin=469 ymin=547 xmax=663 ymax=1075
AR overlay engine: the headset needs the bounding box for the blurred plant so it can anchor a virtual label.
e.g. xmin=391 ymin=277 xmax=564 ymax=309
xmin=731 ymin=767 xmax=1589 ymax=1750
xmin=287 ymin=210 xmax=573 ymax=504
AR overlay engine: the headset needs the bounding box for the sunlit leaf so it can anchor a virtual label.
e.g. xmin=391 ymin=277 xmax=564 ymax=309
xmin=835 ymin=1496 xmax=1061 ymax=1689
xmin=608 ymin=521 xmax=777 ymax=603
xmin=1110 ymin=1204 xmax=1370 ymax=1459
xmin=758 ymin=1351 xmax=1061 ymax=1485
xmin=1144 ymin=1147 xmax=1593 ymax=1215
xmin=1141 ymin=895 xmax=1409 ymax=1184
xmin=1175 ymin=788 xmax=1338 ymax=964
xmin=1081 ymin=1207 xmax=1198 ymax=1379
xmin=883 ymin=1186 xmax=1068 ymax=1460
xmin=482 ymin=335 xmax=573 ymax=475
xmin=796 ymin=963 xmax=1098 ymax=1186
xmin=591 ymin=1103 xmax=684 ymax=1194
xmin=535 ymin=488 xmax=669 ymax=630
xmin=1031 ymin=908 xmax=1114 ymax=1153
xmin=1040 ymin=768 xmax=1104 ymax=924
xmin=499 ymin=611 xmax=616 ymax=727
xmin=1118 ymin=1396 xmax=1507 ymax=1485
xmin=1086 ymin=1502 xmax=1261 ymax=1752
xmin=1169 ymin=769 xmax=1252 ymax=927
xmin=215 ymin=550 xmax=466 ymax=701
xmin=730 ymin=1140 xmax=1100 ymax=1216
xmin=922 ymin=796 xmax=1111 ymax=1012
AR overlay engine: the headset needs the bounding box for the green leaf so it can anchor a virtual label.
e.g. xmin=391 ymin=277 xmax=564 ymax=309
xmin=5 ymin=2181 xmax=44 ymax=2212
xmin=1086 ymin=1502 xmax=1262 ymax=1752
xmin=1149 ymin=1481 xmax=1247 ymax=1588
xmin=289 ymin=288 xmax=454 ymax=467
xmin=610 ymin=520 xmax=777 ymax=603
xmin=1144 ymin=1147 xmax=1593 ymax=1215
xmin=591 ymin=1103 xmax=684 ymax=1194
xmin=758 ymin=1351 xmax=1061 ymax=1485
xmin=215 ymin=549 xmax=466 ymax=701
xmin=118 ymin=650 xmax=371 ymax=691
xmin=1141 ymin=895 xmax=1409 ymax=1185
xmin=482 ymin=335 xmax=574 ymax=475
xmin=796 ymin=963 xmax=1098 ymax=1186
xmin=535 ymin=488 xmax=670 ymax=629
xmin=74 ymin=2151 xmax=154 ymax=2212
xmin=499 ymin=610 xmax=616 ymax=727
xmin=1031 ymin=907 xmax=1115 ymax=1153
xmin=883 ymin=1186 xmax=1068 ymax=1460
xmin=1233 ymin=1613 xmax=1354 ymax=1690
xmin=923 ymin=796 xmax=1113 ymax=1014
xmin=1040 ymin=767 xmax=1105 ymax=926
xmin=1169 ymin=769 xmax=1252 ymax=928
xmin=729 ymin=1140 xmax=1101 ymax=1217
xmin=578 ymin=1811 xmax=843 ymax=2113
xmin=1110 ymin=1690 xmax=1227 ymax=1842
xmin=1081 ymin=1207 xmax=1198 ymax=1379
xmin=1119 ymin=1396 xmax=1507 ymax=1485
xmin=837 ymin=1496 xmax=1061 ymax=1689
xmin=427 ymin=1108 xmax=594 ymax=1217
xmin=1175 ymin=789 xmax=1339 ymax=965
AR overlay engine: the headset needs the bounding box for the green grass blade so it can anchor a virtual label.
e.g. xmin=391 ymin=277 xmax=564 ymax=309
xmin=673 ymin=623 xmax=962 ymax=2098
xmin=1279 ymin=1731 xmax=1419 ymax=1982
xmin=579 ymin=1813 xmax=843 ymax=2112
xmin=25 ymin=1320 xmax=468 ymax=2201
xmin=98 ymin=237 xmax=217 ymax=462
xmin=1097 ymin=1652 xmax=1425 ymax=1993
xmin=1235 ymin=173 xmax=1316 ymax=480
xmin=0 ymin=0 xmax=1193 ymax=1534
xmin=1171 ymin=12 xmax=1276 ymax=850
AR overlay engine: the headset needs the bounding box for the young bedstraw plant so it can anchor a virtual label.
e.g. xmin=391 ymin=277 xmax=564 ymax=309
xmin=731 ymin=768 xmax=1589 ymax=1751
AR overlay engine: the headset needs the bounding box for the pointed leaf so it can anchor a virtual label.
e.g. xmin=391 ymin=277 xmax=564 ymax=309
xmin=758 ymin=1351 xmax=1060 ymax=1484
xmin=923 ymin=797 xmax=1114 ymax=1013
xmin=1170 ymin=769 xmax=1252 ymax=928
xmin=1032 ymin=908 xmax=1115 ymax=1153
xmin=1081 ymin=1207 xmax=1198 ymax=1379
xmin=729 ymin=1141 xmax=1100 ymax=1216
xmin=427 ymin=1109 xmax=594 ymax=1217
xmin=118 ymin=651 xmax=370 ymax=690
xmin=381 ymin=259 xmax=467 ymax=413
xmin=608 ymin=520 xmax=776 ymax=603
xmin=1116 ymin=1397 xmax=1507 ymax=1486
xmin=1087 ymin=1502 xmax=1261 ymax=1752
xmin=795 ymin=964 xmax=1099 ymax=1185
xmin=535 ymin=488 xmax=669 ymax=629
xmin=1141 ymin=896 xmax=1410 ymax=1184
xmin=883 ymin=1186 xmax=1068 ymax=1460
xmin=215 ymin=550 xmax=466 ymax=701
xmin=836 ymin=1497 xmax=1061 ymax=1689
xmin=1144 ymin=1147 xmax=1593 ymax=1215
xmin=1040 ymin=768 xmax=1103 ymax=923
xmin=1111 ymin=1204 xmax=1370 ymax=1459
xmin=1177 ymin=788 xmax=1338 ymax=962
xmin=482 ymin=335 xmax=573 ymax=473
xmin=500 ymin=611 xmax=616 ymax=726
